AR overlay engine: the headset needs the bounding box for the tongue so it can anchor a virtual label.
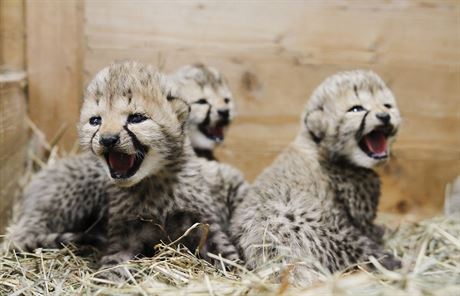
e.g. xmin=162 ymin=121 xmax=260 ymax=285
xmin=207 ymin=126 xmax=224 ymax=141
xmin=364 ymin=131 xmax=387 ymax=154
xmin=108 ymin=152 xmax=135 ymax=173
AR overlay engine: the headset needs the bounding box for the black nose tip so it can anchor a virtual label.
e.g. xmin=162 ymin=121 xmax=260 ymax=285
xmin=99 ymin=134 xmax=120 ymax=148
xmin=218 ymin=109 xmax=230 ymax=120
xmin=376 ymin=112 xmax=391 ymax=124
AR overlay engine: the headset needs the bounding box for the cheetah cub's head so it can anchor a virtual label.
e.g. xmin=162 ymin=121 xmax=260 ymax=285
xmin=303 ymin=70 xmax=401 ymax=168
xmin=79 ymin=61 xmax=189 ymax=187
xmin=171 ymin=64 xmax=235 ymax=151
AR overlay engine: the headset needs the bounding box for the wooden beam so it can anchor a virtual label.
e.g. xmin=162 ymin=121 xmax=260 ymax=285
xmin=0 ymin=73 xmax=27 ymax=233
xmin=0 ymin=0 xmax=26 ymax=234
xmin=0 ymin=0 xmax=25 ymax=70
xmin=26 ymin=0 xmax=84 ymax=151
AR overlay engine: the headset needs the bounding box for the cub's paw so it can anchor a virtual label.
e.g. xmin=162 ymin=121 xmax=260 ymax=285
xmin=6 ymin=239 xmax=39 ymax=253
xmin=96 ymin=252 xmax=133 ymax=281
xmin=377 ymin=252 xmax=402 ymax=270
xmin=95 ymin=265 xmax=133 ymax=282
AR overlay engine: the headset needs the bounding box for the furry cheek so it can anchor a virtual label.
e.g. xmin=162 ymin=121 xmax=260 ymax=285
xmin=188 ymin=105 xmax=208 ymax=124
xmin=79 ymin=124 xmax=100 ymax=152
xmin=337 ymin=115 xmax=363 ymax=139
xmin=125 ymin=122 xmax=165 ymax=148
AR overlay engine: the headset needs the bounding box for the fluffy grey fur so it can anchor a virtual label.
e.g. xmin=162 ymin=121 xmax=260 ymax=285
xmin=6 ymin=153 xmax=108 ymax=250
xmin=231 ymin=70 xmax=402 ymax=285
xmin=170 ymin=63 xmax=235 ymax=160
xmin=6 ymin=62 xmax=246 ymax=272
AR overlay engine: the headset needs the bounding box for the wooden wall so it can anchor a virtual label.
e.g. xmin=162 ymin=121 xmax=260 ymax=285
xmin=26 ymin=0 xmax=84 ymax=151
xmin=0 ymin=0 xmax=27 ymax=232
xmin=0 ymin=0 xmax=25 ymax=70
xmin=28 ymin=1 xmax=460 ymax=214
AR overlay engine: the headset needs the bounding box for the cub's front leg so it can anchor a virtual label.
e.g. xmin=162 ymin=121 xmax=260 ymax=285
xmin=165 ymin=209 xmax=205 ymax=253
xmin=98 ymin=219 xmax=141 ymax=280
xmin=200 ymin=213 xmax=240 ymax=263
xmin=366 ymin=223 xmax=386 ymax=245
xmin=164 ymin=209 xmax=240 ymax=263
xmin=98 ymin=218 xmax=164 ymax=280
xmin=349 ymin=229 xmax=401 ymax=271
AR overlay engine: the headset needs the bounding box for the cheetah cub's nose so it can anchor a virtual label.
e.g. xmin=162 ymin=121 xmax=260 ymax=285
xmin=99 ymin=134 xmax=120 ymax=148
xmin=218 ymin=109 xmax=230 ymax=120
xmin=376 ymin=112 xmax=390 ymax=124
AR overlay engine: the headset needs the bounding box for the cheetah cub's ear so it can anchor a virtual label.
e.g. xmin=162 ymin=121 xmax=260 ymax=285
xmin=162 ymin=78 xmax=191 ymax=127
xmin=167 ymin=94 xmax=191 ymax=127
xmin=304 ymin=108 xmax=328 ymax=143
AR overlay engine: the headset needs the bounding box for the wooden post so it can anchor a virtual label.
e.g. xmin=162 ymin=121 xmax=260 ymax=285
xmin=0 ymin=0 xmax=27 ymax=233
xmin=26 ymin=0 xmax=84 ymax=151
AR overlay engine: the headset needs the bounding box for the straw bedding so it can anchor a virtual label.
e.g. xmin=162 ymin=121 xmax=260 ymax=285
xmin=1 ymin=215 xmax=459 ymax=295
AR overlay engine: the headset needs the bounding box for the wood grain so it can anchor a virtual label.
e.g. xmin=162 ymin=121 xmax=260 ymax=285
xmin=0 ymin=0 xmax=27 ymax=233
xmin=0 ymin=74 xmax=27 ymax=233
xmin=81 ymin=1 xmax=460 ymax=213
xmin=16 ymin=1 xmax=458 ymax=214
xmin=26 ymin=0 xmax=84 ymax=151
xmin=0 ymin=0 xmax=25 ymax=70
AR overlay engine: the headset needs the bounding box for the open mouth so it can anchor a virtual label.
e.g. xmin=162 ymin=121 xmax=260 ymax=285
xmin=104 ymin=151 xmax=145 ymax=179
xmin=198 ymin=121 xmax=229 ymax=142
xmin=358 ymin=125 xmax=394 ymax=160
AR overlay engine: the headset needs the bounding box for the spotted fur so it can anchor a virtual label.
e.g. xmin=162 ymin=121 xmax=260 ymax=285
xmin=5 ymin=153 xmax=109 ymax=250
xmin=6 ymin=62 xmax=245 ymax=273
xmin=231 ymin=70 xmax=402 ymax=286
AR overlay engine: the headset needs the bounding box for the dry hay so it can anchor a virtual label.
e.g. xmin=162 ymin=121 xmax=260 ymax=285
xmin=1 ymin=119 xmax=459 ymax=295
xmin=1 ymin=215 xmax=459 ymax=296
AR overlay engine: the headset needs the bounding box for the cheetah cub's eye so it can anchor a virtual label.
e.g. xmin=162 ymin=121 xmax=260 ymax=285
xmin=348 ymin=105 xmax=366 ymax=113
xmin=127 ymin=113 xmax=148 ymax=124
xmin=195 ymin=98 xmax=208 ymax=105
xmin=89 ymin=116 xmax=102 ymax=126
xmin=384 ymin=104 xmax=392 ymax=109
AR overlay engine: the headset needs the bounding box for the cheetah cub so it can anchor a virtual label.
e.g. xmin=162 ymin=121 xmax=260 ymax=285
xmin=5 ymin=63 xmax=245 ymax=253
xmin=6 ymin=61 xmax=243 ymax=270
xmin=232 ymin=70 xmax=402 ymax=285
xmin=171 ymin=64 xmax=235 ymax=160
xmin=169 ymin=63 xmax=246 ymax=233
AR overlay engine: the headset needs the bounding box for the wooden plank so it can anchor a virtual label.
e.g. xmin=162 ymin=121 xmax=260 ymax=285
xmin=0 ymin=75 xmax=27 ymax=233
xmin=26 ymin=0 xmax=84 ymax=151
xmin=0 ymin=0 xmax=25 ymax=70
xmin=79 ymin=1 xmax=460 ymax=213
xmin=83 ymin=1 xmax=459 ymax=71
xmin=0 ymin=0 xmax=26 ymax=234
